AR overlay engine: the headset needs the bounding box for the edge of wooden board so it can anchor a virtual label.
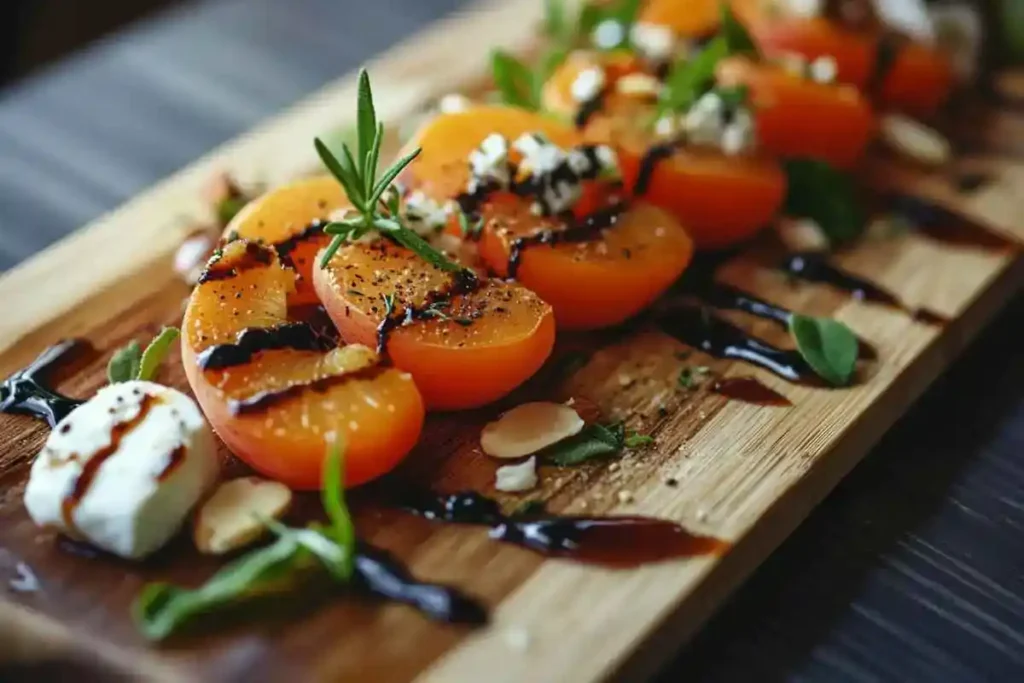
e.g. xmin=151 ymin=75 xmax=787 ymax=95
xmin=2 ymin=0 xmax=1024 ymax=681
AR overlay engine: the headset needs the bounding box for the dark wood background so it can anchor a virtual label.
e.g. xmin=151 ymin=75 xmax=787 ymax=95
xmin=0 ymin=1 xmax=1022 ymax=681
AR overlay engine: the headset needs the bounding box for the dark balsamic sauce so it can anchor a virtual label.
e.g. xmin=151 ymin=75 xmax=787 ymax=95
xmin=656 ymin=305 xmax=813 ymax=383
xmin=953 ymin=172 xmax=991 ymax=195
xmin=353 ymin=541 xmax=487 ymax=625
xmin=869 ymin=31 xmax=906 ymax=96
xmin=198 ymin=242 xmax=273 ymax=284
xmin=507 ymin=202 xmax=627 ymax=279
xmin=781 ymin=252 xmax=949 ymax=325
xmin=375 ymin=269 xmax=481 ymax=354
xmin=712 ymin=377 xmax=791 ymax=407
xmin=275 ymin=220 xmax=327 ymax=271
xmin=228 ymin=364 xmax=385 ymax=415
xmin=633 ymin=142 xmax=677 ymax=197
xmin=0 ymin=339 xmax=87 ymax=428
xmin=885 ymin=193 xmax=1016 ymax=251
xmin=197 ymin=322 xmax=338 ymax=370
xmin=157 ymin=445 xmax=187 ymax=482
xmin=62 ymin=393 xmax=159 ymax=528
xmin=574 ymin=90 xmax=606 ymax=129
xmin=401 ymin=491 xmax=727 ymax=568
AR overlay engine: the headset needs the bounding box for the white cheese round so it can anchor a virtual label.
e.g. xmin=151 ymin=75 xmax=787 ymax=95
xmin=24 ymin=381 xmax=219 ymax=559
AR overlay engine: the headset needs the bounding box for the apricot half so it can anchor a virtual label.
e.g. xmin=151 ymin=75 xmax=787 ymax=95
xmin=182 ymin=240 xmax=425 ymax=489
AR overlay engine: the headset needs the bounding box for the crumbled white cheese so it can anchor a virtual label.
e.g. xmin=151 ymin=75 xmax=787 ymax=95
xmin=495 ymin=457 xmax=538 ymax=493
xmin=513 ymin=133 xmax=581 ymax=215
xmin=654 ymin=115 xmax=681 ymax=139
xmin=404 ymin=191 xmax=453 ymax=236
xmin=469 ymin=133 xmax=511 ymax=190
xmin=630 ymin=22 xmax=676 ymax=62
xmin=809 ymin=56 xmax=839 ymax=84
xmin=685 ymin=91 xmax=757 ymax=156
xmin=439 ymin=93 xmax=472 ymax=114
xmin=615 ymin=72 xmax=661 ymax=98
xmin=592 ymin=19 xmax=626 ymax=50
xmin=571 ymin=66 xmax=606 ymax=104
xmin=24 ymin=381 xmax=219 ymax=560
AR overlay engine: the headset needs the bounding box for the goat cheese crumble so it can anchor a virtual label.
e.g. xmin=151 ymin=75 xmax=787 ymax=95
xmin=512 ymin=133 xmax=620 ymax=215
xmin=571 ymin=67 xmax=606 ymax=103
xmin=404 ymin=190 xmax=454 ymax=236
xmin=683 ymin=91 xmax=757 ymax=156
xmin=629 ymin=23 xmax=676 ymax=62
xmin=469 ymin=133 xmax=511 ymax=191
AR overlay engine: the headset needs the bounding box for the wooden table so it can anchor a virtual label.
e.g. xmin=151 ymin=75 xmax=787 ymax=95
xmin=1 ymin=1 xmax=1022 ymax=680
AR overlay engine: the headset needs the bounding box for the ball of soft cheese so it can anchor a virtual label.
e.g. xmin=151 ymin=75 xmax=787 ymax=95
xmin=24 ymin=380 xmax=219 ymax=559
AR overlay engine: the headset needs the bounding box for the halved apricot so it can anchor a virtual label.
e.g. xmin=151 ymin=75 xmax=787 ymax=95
xmin=582 ymin=100 xmax=785 ymax=250
xmin=313 ymin=241 xmax=555 ymax=410
xmin=730 ymin=0 xmax=953 ymax=114
xmin=716 ymin=55 xmax=874 ymax=167
xmin=224 ymin=175 xmax=345 ymax=306
xmin=476 ymin=193 xmax=694 ymax=328
xmin=182 ymin=240 xmax=425 ymax=489
xmin=401 ymin=105 xmax=583 ymax=206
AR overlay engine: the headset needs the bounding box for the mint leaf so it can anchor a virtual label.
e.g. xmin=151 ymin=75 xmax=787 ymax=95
xmin=789 ymin=314 xmax=858 ymax=386
xmin=491 ymin=49 xmax=540 ymax=110
xmin=107 ymin=341 xmax=141 ymax=384
xmin=541 ymin=422 xmax=625 ymax=466
xmin=136 ymin=327 xmax=180 ymax=383
xmin=783 ymin=160 xmax=867 ymax=246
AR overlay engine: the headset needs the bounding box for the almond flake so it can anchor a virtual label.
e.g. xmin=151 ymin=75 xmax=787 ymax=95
xmin=880 ymin=114 xmax=951 ymax=167
xmin=481 ymin=402 xmax=584 ymax=459
xmin=194 ymin=477 xmax=292 ymax=555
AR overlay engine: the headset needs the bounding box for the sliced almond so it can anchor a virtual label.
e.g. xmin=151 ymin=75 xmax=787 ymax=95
xmin=194 ymin=477 xmax=292 ymax=555
xmin=615 ymin=73 xmax=661 ymax=99
xmin=481 ymin=402 xmax=584 ymax=459
xmin=880 ymin=114 xmax=951 ymax=167
xmin=495 ymin=457 xmax=538 ymax=493
xmin=775 ymin=217 xmax=829 ymax=252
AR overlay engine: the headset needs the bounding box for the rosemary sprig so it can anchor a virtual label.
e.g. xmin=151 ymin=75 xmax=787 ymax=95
xmin=314 ymin=69 xmax=463 ymax=274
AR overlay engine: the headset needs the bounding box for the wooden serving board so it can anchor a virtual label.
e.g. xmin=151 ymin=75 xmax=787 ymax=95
xmin=3 ymin=1 xmax=1024 ymax=681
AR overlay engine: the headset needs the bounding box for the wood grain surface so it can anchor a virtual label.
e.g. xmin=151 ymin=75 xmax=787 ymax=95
xmin=2 ymin=1 xmax=1024 ymax=681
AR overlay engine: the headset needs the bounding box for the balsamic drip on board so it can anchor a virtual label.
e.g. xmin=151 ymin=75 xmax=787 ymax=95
xmin=885 ymin=193 xmax=1016 ymax=251
xmin=401 ymin=490 xmax=727 ymax=567
xmin=781 ymin=252 xmax=948 ymax=325
xmin=507 ymin=202 xmax=627 ymax=279
xmin=353 ymin=541 xmax=487 ymax=625
xmin=0 ymin=339 xmax=87 ymax=428
xmin=656 ymin=305 xmax=814 ymax=383
xmin=375 ymin=268 xmax=482 ymax=354
xmin=711 ymin=377 xmax=791 ymax=407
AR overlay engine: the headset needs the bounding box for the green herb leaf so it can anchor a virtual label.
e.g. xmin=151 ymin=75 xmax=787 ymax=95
xmin=782 ymin=160 xmax=867 ymax=246
xmin=678 ymin=366 xmax=710 ymax=389
xmin=136 ymin=327 xmax=180 ymax=383
xmin=315 ymin=138 xmax=365 ymax=211
xmin=624 ymin=432 xmax=654 ymax=448
xmin=657 ymin=37 xmax=728 ymax=117
xmin=356 ymin=70 xmax=378 ymax=192
xmin=321 ymin=438 xmax=355 ymax=580
xmin=720 ymin=2 xmax=759 ymax=57
xmin=541 ymin=422 xmax=625 ymax=466
xmin=788 ymin=314 xmax=858 ymax=386
xmin=491 ymin=49 xmax=540 ymax=110
xmin=132 ymin=533 xmax=308 ymax=641
xmin=388 ymin=225 xmax=465 ymax=273
xmin=107 ymin=341 xmax=142 ymax=384
xmin=715 ymin=84 xmax=750 ymax=110
xmin=370 ymin=148 xmax=420 ymax=208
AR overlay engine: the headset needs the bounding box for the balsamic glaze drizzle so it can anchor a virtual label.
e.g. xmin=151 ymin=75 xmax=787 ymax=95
xmin=375 ymin=269 xmax=482 ymax=354
xmin=781 ymin=252 xmax=948 ymax=325
xmin=574 ymin=90 xmax=606 ymax=129
xmin=197 ymin=322 xmax=338 ymax=370
xmin=633 ymin=142 xmax=677 ymax=197
xmin=656 ymin=305 xmax=813 ymax=382
xmin=869 ymin=31 xmax=906 ymax=96
xmin=353 ymin=541 xmax=488 ymax=625
xmin=227 ymin=364 xmax=385 ymax=415
xmin=198 ymin=241 xmax=273 ymax=284
xmin=507 ymin=202 xmax=627 ymax=279
xmin=711 ymin=377 xmax=792 ymax=407
xmin=274 ymin=220 xmax=327 ymax=270
xmin=885 ymin=193 xmax=1016 ymax=251
xmin=0 ymin=340 xmax=86 ymax=428
xmin=401 ymin=491 xmax=727 ymax=567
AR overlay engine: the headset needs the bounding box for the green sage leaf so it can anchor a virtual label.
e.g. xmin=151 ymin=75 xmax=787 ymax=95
xmin=789 ymin=314 xmax=858 ymax=387
xmin=106 ymin=341 xmax=141 ymax=384
xmin=782 ymin=159 xmax=867 ymax=246
xmin=136 ymin=327 xmax=180 ymax=383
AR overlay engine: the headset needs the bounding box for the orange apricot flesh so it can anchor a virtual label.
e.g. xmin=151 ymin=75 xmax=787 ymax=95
xmin=313 ymin=241 xmax=555 ymax=410
xmin=182 ymin=240 xmax=425 ymax=489
xmin=581 ymin=101 xmax=785 ymax=250
xmin=716 ymin=56 xmax=875 ymax=167
xmin=224 ymin=175 xmax=346 ymax=306
xmin=476 ymin=193 xmax=694 ymax=328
